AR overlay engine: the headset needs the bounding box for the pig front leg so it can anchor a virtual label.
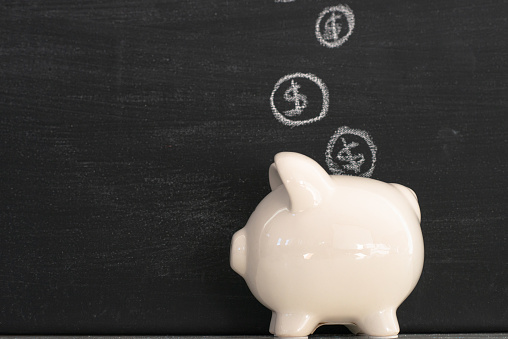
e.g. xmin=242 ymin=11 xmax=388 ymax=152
xmin=273 ymin=312 xmax=319 ymax=337
xmin=345 ymin=323 xmax=363 ymax=335
xmin=355 ymin=308 xmax=399 ymax=338
xmin=269 ymin=312 xmax=277 ymax=334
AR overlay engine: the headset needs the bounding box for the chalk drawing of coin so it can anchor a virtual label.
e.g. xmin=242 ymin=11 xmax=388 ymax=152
xmin=316 ymin=5 xmax=355 ymax=48
xmin=270 ymin=73 xmax=329 ymax=127
xmin=326 ymin=126 xmax=377 ymax=177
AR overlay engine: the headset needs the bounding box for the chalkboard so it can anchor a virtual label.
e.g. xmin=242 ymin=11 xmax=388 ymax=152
xmin=0 ymin=0 xmax=506 ymax=335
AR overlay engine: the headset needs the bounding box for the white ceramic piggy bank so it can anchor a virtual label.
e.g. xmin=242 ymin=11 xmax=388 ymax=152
xmin=230 ymin=152 xmax=424 ymax=338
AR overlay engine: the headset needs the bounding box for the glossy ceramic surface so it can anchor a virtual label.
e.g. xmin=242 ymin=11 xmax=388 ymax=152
xmin=230 ymin=152 xmax=424 ymax=338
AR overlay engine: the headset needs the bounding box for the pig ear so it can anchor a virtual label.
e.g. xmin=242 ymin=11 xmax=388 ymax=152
xmin=269 ymin=152 xmax=334 ymax=212
xmin=391 ymin=183 xmax=421 ymax=222
xmin=269 ymin=163 xmax=284 ymax=190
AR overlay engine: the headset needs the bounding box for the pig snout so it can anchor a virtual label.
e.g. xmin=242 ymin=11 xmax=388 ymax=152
xmin=230 ymin=229 xmax=247 ymax=277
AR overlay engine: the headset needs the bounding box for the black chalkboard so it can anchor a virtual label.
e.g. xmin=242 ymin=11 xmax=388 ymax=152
xmin=1 ymin=0 xmax=506 ymax=335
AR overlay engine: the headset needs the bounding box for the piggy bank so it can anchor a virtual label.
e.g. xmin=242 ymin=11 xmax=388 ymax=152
xmin=230 ymin=152 xmax=424 ymax=337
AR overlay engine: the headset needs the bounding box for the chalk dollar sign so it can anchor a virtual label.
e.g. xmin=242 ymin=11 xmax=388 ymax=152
xmin=337 ymin=137 xmax=365 ymax=173
xmin=283 ymin=80 xmax=308 ymax=117
xmin=323 ymin=12 xmax=342 ymax=41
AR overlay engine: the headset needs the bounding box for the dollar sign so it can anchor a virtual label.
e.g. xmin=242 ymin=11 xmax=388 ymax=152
xmin=323 ymin=12 xmax=342 ymax=41
xmin=336 ymin=137 xmax=365 ymax=173
xmin=283 ymin=80 xmax=308 ymax=117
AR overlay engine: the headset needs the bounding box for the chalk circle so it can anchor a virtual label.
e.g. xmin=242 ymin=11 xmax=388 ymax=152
xmin=270 ymin=72 xmax=329 ymax=127
xmin=326 ymin=126 xmax=377 ymax=177
xmin=315 ymin=4 xmax=355 ymax=48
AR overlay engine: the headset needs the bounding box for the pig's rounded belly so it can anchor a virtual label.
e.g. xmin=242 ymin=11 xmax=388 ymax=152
xmin=252 ymin=242 xmax=414 ymax=317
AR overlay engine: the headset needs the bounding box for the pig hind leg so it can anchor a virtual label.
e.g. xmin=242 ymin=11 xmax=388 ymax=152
xmin=354 ymin=308 xmax=399 ymax=338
